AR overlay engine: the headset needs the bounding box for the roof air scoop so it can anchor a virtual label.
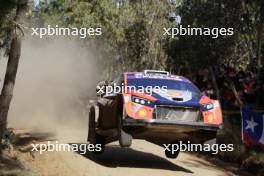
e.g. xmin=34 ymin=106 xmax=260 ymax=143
xmin=143 ymin=70 xmax=169 ymax=76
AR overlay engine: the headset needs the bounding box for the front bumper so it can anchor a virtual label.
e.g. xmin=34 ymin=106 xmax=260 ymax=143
xmin=123 ymin=118 xmax=222 ymax=131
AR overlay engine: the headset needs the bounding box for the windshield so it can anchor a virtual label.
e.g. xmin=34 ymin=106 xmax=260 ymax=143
xmin=127 ymin=78 xmax=200 ymax=94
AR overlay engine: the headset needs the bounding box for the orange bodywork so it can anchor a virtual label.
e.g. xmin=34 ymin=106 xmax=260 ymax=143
xmin=123 ymin=73 xmax=222 ymax=125
xmin=123 ymin=93 xmax=156 ymax=120
xmin=200 ymin=96 xmax=223 ymax=125
xmin=123 ymin=73 xmax=156 ymax=120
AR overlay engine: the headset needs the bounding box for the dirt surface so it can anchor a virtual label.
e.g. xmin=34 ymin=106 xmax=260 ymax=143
xmin=12 ymin=128 xmax=252 ymax=176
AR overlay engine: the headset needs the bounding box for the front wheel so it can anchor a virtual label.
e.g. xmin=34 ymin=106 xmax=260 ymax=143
xmin=117 ymin=111 xmax=132 ymax=147
xmin=164 ymin=141 xmax=180 ymax=159
xmin=88 ymin=107 xmax=105 ymax=154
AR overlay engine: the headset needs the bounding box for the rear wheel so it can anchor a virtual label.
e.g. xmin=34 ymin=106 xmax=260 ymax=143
xmin=88 ymin=107 xmax=105 ymax=154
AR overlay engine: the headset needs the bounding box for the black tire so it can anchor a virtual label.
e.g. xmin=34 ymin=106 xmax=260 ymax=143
xmin=88 ymin=107 xmax=105 ymax=154
xmin=164 ymin=142 xmax=180 ymax=159
xmin=118 ymin=111 xmax=132 ymax=147
xmin=165 ymin=148 xmax=180 ymax=159
xmin=119 ymin=129 xmax=132 ymax=147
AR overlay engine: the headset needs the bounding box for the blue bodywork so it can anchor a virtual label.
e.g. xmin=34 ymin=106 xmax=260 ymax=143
xmin=126 ymin=72 xmax=202 ymax=108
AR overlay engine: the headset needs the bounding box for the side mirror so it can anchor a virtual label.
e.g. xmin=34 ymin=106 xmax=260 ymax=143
xmin=104 ymin=93 xmax=118 ymax=100
xmin=96 ymin=80 xmax=108 ymax=97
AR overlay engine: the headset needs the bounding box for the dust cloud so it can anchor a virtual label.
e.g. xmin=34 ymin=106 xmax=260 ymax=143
xmin=3 ymin=37 xmax=102 ymax=138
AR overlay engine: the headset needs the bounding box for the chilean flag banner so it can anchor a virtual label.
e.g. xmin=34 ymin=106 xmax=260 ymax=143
xmin=241 ymin=107 xmax=264 ymax=151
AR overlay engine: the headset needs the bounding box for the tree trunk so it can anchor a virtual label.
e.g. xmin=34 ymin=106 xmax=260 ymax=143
xmin=209 ymin=66 xmax=220 ymax=100
xmin=257 ymin=0 xmax=264 ymax=83
xmin=0 ymin=2 xmax=27 ymax=153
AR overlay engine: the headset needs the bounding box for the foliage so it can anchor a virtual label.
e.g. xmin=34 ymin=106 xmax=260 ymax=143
xmin=41 ymin=0 xmax=263 ymax=78
xmin=41 ymin=0 xmax=172 ymax=78
xmin=166 ymin=0 xmax=264 ymax=74
xmin=0 ymin=0 xmax=17 ymax=54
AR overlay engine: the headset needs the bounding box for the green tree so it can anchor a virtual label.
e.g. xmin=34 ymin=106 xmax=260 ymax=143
xmin=0 ymin=0 xmax=28 ymax=153
xmin=42 ymin=0 xmax=171 ymax=77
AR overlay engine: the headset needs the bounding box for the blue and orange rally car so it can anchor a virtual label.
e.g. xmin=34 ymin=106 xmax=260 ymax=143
xmin=88 ymin=70 xmax=222 ymax=158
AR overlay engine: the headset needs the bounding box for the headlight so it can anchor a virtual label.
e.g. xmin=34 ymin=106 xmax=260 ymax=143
xmin=202 ymin=103 xmax=214 ymax=111
xmin=131 ymin=96 xmax=152 ymax=105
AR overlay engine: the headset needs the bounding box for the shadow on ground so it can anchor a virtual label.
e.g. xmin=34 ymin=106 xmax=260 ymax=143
xmin=184 ymin=153 xmax=255 ymax=176
xmin=76 ymin=145 xmax=193 ymax=173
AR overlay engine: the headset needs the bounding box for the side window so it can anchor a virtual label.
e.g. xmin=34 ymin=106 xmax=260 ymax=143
xmin=111 ymin=74 xmax=124 ymax=87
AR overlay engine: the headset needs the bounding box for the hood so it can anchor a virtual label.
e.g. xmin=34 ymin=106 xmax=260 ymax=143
xmin=151 ymin=89 xmax=202 ymax=108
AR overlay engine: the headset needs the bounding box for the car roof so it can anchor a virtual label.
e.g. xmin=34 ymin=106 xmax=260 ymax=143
xmin=124 ymin=71 xmax=192 ymax=83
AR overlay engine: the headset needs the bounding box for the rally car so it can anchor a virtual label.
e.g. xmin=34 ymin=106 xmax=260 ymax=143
xmin=88 ymin=70 xmax=222 ymax=158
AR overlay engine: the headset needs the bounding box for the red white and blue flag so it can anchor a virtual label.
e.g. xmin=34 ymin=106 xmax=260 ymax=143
xmin=241 ymin=107 xmax=264 ymax=151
